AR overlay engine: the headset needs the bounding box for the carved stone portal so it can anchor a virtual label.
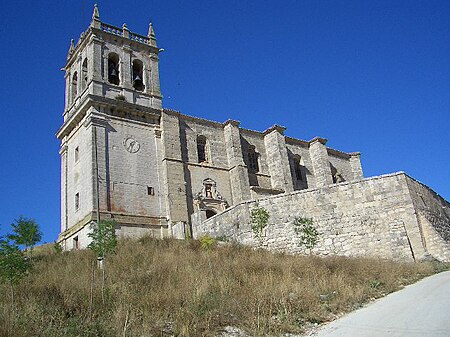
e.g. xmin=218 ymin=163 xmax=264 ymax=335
xmin=193 ymin=178 xmax=228 ymax=218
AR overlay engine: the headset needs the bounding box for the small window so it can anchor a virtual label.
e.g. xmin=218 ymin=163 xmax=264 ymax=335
xmin=247 ymin=145 xmax=259 ymax=173
xmin=73 ymin=236 xmax=79 ymax=250
xmin=71 ymin=71 xmax=78 ymax=102
xmin=108 ymin=53 xmax=120 ymax=85
xmin=205 ymin=184 xmax=213 ymax=198
xmin=75 ymin=193 xmax=80 ymax=211
xmin=197 ymin=135 xmax=208 ymax=163
xmin=81 ymin=58 xmax=88 ymax=90
xmin=147 ymin=186 xmax=154 ymax=195
xmin=132 ymin=59 xmax=144 ymax=91
xmin=74 ymin=147 xmax=79 ymax=163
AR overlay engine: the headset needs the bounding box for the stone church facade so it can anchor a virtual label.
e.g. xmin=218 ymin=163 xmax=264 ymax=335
xmin=57 ymin=6 xmax=450 ymax=261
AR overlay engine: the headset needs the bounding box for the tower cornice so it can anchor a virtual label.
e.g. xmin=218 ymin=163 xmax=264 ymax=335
xmin=57 ymin=94 xmax=162 ymax=139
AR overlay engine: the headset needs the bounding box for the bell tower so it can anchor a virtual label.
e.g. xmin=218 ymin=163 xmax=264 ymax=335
xmin=62 ymin=4 xmax=162 ymax=120
xmin=57 ymin=5 xmax=167 ymax=249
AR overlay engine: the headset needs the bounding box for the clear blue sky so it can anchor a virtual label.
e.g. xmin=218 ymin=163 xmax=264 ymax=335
xmin=0 ymin=1 xmax=449 ymax=244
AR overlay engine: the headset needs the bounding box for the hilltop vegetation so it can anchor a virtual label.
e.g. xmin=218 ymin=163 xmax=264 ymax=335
xmin=0 ymin=237 xmax=443 ymax=336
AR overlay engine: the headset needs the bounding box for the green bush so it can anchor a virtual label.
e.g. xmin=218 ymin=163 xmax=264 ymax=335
xmin=250 ymin=204 xmax=270 ymax=240
xmin=199 ymin=235 xmax=217 ymax=250
xmin=293 ymin=217 xmax=319 ymax=253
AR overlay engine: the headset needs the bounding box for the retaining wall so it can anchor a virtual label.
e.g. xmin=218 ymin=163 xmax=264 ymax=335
xmin=192 ymin=172 xmax=450 ymax=262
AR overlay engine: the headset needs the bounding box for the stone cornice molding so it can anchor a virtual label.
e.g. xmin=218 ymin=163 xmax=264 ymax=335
xmin=59 ymin=144 xmax=68 ymax=155
xmin=83 ymin=111 xmax=109 ymax=128
xmin=263 ymin=124 xmax=286 ymax=136
xmin=308 ymin=136 xmax=328 ymax=146
xmin=223 ymin=119 xmax=241 ymax=127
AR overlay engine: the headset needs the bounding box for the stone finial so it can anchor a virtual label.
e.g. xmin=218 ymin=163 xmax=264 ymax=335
xmin=92 ymin=4 xmax=100 ymax=19
xmin=67 ymin=39 xmax=75 ymax=60
xmin=90 ymin=4 xmax=101 ymax=28
xmin=122 ymin=23 xmax=130 ymax=38
xmin=148 ymin=22 xmax=156 ymax=37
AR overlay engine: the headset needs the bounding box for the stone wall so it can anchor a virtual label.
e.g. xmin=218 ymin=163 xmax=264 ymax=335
xmin=328 ymin=151 xmax=354 ymax=182
xmin=103 ymin=116 xmax=165 ymax=217
xmin=192 ymin=172 xmax=450 ymax=262
xmin=405 ymin=176 xmax=450 ymax=261
xmin=62 ymin=112 xmax=95 ymax=233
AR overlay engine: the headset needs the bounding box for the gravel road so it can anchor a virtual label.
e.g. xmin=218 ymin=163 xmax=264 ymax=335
xmin=309 ymin=270 xmax=450 ymax=337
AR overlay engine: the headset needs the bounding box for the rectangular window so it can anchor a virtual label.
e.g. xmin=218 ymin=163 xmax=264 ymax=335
xmin=197 ymin=136 xmax=208 ymax=163
xmin=75 ymin=193 xmax=80 ymax=211
xmin=147 ymin=186 xmax=154 ymax=195
xmin=74 ymin=146 xmax=79 ymax=162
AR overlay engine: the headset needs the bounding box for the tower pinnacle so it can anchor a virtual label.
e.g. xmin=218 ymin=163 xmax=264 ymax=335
xmin=67 ymin=39 xmax=75 ymax=60
xmin=148 ymin=22 xmax=156 ymax=38
xmin=92 ymin=4 xmax=100 ymax=20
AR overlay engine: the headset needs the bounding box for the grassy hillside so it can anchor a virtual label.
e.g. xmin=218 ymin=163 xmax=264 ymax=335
xmin=0 ymin=237 xmax=443 ymax=336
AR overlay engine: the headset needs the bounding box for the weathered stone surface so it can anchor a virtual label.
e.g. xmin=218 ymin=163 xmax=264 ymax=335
xmin=193 ymin=173 xmax=450 ymax=262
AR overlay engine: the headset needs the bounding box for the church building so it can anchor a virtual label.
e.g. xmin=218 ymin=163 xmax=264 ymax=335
xmin=57 ymin=5 xmax=363 ymax=249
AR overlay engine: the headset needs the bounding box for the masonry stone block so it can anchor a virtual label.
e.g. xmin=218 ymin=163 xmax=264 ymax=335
xmin=309 ymin=138 xmax=333 ymax=187
xmin=263 ymin=126 xmax=294 ymax=193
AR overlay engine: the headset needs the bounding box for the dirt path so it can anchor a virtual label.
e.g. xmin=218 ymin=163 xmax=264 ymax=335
xmin=308 ymin=270 xmax=450 ymax=337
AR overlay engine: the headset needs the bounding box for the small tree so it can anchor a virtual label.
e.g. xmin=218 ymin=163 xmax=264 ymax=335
xmin=250 ymin=204 xmax=270 ymax=241
xmin=0 ymin=237 xmax=30 ymax=303
xmin=293 ymin=217 xmax=319 ymax=254
xmin=88 ymin=220 xmax=117 ymax=305
xmin=8 ymin=216 xmax=42 ymax=257
xmin=88 ymin=220 xmax=118 ymax=259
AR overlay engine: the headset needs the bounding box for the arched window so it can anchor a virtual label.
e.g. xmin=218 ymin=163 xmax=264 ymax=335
xmin=197 ymin=135 xmax=208 ymax=163
xmin=247 ymin=145 xmax=259 ymax=173
xmin=132 ymin=59 xmax=144 ymax=91
xmin=108 ymin=53 xmax=120 ymax=85
xmin=81 ymin=58 xmax=88 ymax=90
xmin=71 ymin=72 xmax=78 ymax=103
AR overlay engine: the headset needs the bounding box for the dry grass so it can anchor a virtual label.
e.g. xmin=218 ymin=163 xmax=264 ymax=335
xmin=0 ymin=237 xmax=443 ymax=337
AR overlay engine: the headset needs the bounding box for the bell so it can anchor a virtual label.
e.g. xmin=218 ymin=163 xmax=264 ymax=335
xmin=133 ymin=75 xmax=143 ymax=85
xmin=109 ymin=68 xmax=118 ymax=77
